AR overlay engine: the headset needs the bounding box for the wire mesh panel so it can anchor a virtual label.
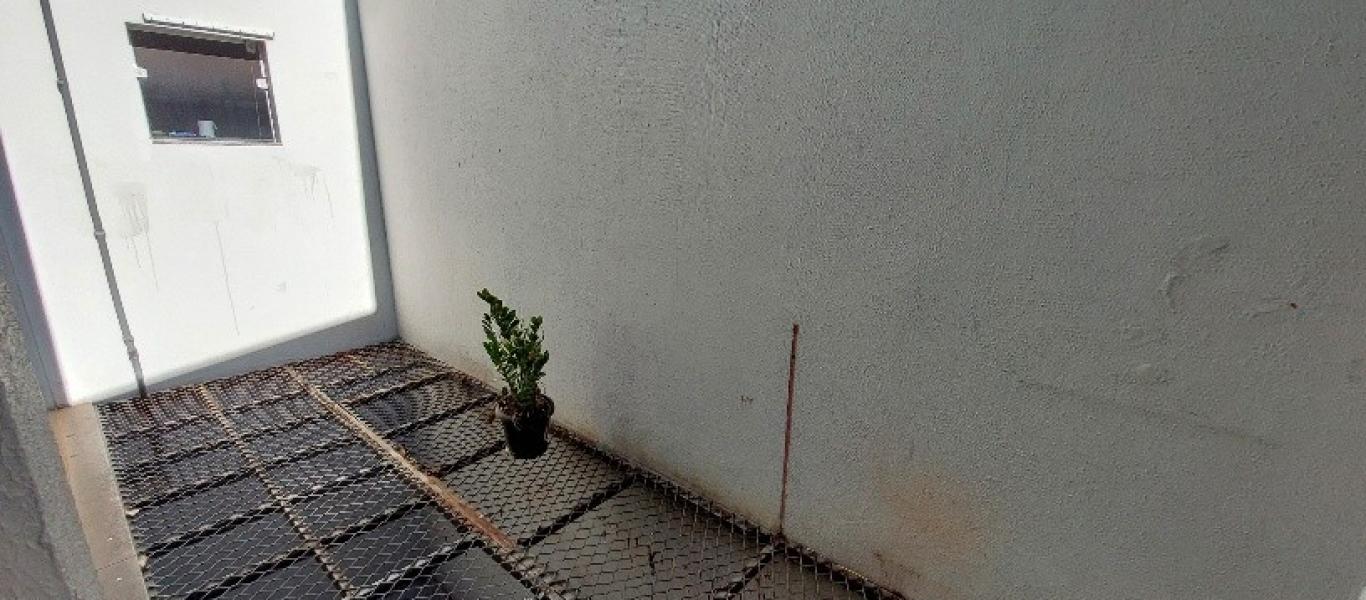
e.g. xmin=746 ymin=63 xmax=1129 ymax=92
xmin=100 ymin=388 xmax=211 ymax=435
xmin=105 ymin=417 xmax=229 ymax=474
xmin=246 ymin=418 xmax=357 ymax=465
xmin=322 ymin=361 xmax=506 ymax=478
xmin=96 ymin=369 xmax=539 ymax=598
xmin=142 ymin=512 xmax=306 ymax=597
xmin=737 ymin=550 xmax=882 ymax=600
xmin=324 ymin=360 xmax=450 ymax=405
xmin=289 ymin=470 xmax=417 ymax=538
xmin=224 ymin=392 xmax=325 ymax=436
xmin=208 ymin=370 xmax=304 ymax=411
xmin=440 ymin=437 xmax=631 ymax=544
xmin=350 ymin=379 xmax=491 ymax=431
xmin=328 ymin=505 xmax=474 ymax=587
xmin=269 ymin=433 xmax=538 ymax=599
xmin=215 ymin=559 xmax=340 ymax=600
xmin=95 ymin=341 xmax=903 ymax=599
xmin=118 ymin=443 xmax=246 ymax=509
xmin=526 ymin=483 xmax=767 ymax=599
xmin=129 ymin=475 xmax=275 ymax=551
xmin=387 ymin=402 xmax=504 ymax=475
xmin=264 ymin=440 xmax=386 ymax=497
xmin=292 ymin=340 xmax=448 ymax=405
xmin=353 ymin=549 xmax=530 ymax=599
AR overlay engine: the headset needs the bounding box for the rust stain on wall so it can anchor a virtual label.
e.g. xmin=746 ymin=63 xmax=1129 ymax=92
xmin=875 ymin=463 xmax=995 ymax=600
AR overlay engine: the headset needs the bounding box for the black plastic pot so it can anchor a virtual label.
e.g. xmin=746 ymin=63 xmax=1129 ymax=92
xmin=495 ymin=396 xmax=554 ymax=459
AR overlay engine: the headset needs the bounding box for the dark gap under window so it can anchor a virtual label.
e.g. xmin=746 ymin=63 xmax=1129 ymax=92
xmin=129 ymin=28 xmax=279 ymax=142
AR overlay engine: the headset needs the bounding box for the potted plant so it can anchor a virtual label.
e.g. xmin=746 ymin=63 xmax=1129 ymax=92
xmin=478 ymin=289 xmax=554 ymax=459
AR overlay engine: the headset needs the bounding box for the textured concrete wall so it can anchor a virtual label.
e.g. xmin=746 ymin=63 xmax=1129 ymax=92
xmin=0 ymin=193 xmax=100 ymax=597
xmin=359 ymin=2 xmax=1366 ymax=598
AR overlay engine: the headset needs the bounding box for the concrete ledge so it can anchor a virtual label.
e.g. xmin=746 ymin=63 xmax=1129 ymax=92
xmin=52 ymin=404 xmax=149 ymax=600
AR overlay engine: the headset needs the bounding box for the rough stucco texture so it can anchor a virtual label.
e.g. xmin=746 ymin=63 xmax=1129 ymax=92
xmin=358 ymin=2 xmax=1366 ymax=598
xmin=0 ymin=394 xmax=74 ymax=600
xmin=0 ymin=257 xmax=98 ymax=597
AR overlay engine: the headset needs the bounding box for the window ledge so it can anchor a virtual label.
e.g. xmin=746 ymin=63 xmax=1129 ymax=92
xmin=151 ymin=138 xmax=281 ymax=146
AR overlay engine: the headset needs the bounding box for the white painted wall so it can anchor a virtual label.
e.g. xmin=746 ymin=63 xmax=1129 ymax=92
xmin=0 ymin=0 xmax=394 ymax=404
xmin=0 ymin=0 xmax=136 ymax=404
xmin=360 ymin=2 xmax=1366 ymax=599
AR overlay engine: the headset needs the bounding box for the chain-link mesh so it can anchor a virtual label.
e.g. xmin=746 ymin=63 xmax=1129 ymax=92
xmin=95 ymin=341 xmax=903 ymax=599
xmin=735 ymin=546 xmax=894 ymax=600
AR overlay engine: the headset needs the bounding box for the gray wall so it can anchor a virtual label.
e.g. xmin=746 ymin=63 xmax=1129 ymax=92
xmin=358 ymin=2 xmax=1366 ymax=598
xmin=1 ymin=153 xmax=100 ymax=598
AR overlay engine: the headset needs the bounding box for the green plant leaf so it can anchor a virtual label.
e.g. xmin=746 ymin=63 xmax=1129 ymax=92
xmin=476 ymin=289 xmax=550 ymax=408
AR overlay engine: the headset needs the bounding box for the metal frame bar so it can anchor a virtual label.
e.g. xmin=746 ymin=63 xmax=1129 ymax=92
xmin=127 ymin=435 xmax=356 ymax=511
xmin=286 ymin=366 xmax=567 ymax=600
xmin=198 ymin=385 xmax=354 ymax=596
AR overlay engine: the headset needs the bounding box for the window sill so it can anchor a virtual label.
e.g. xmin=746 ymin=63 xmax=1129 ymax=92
xmin=151 ymin=138 xmax=281 ymax=146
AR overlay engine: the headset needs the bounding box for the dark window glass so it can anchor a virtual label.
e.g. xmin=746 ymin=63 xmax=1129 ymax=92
xmin=129 ymin=29 xmax=279 ymax=142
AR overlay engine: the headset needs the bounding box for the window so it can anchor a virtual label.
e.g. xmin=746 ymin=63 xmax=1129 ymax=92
xmin=129 ymin=28 xmax=279 ymax=143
